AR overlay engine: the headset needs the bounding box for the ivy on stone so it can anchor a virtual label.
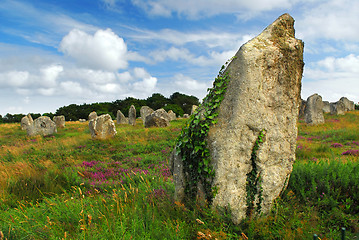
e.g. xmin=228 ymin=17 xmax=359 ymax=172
xmin=175 ymin=57 xmax=236 ymax=203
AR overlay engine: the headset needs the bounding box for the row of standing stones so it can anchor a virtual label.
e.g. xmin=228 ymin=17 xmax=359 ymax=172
xmin=19 ymin=104 xmax=199 ymax=139
xmin=87 ymin=105 xmax=197 ymax=140
xmin=300 ymin=94 xmax=355 ymax=125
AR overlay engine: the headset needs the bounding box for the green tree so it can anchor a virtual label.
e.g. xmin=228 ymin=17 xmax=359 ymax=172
xmin=163 ymin=104 xmax=184 ymax=117
xmin=170 ymin=92 xmax=200 ymax=114
xmin=146 ymin=93 xmax=170 ymax=110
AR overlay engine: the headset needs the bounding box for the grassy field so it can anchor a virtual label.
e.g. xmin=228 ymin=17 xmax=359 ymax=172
xmin=0 ymin=113 xmax=358 ymax=239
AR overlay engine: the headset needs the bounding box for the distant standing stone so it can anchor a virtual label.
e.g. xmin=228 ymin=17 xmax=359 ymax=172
xmin=305 ymin=94 xmax=324 ymax=125
xmin=128 ymin=105 xmax=136 ymax=126
xmin=88 ymin=114 xmax=117 ymax=139
xmin=330 ymin=101 xmax=345 ymax=115
xmin=53 ymin=115 xmax=65 ymax=128
xmin=183 ymin=114 xmax=189 ymax=118
xmin=338 ymin=97 xmax=355 ymax=111
xmin=79 ymin=119 xmax=86 ymax=122
xmin=298 ymin=99 xmax=306 ymax=119
xmin=145 ymin=109 xmax=170 ymax=128
xmin=88 ymin=111 xmax=97 ymax=121
xmin=140 ymin=106 xmax=154 ymax=125
xmin=168 ymin=110 xmax=177 ymax=121
xmin=21 ymin=114 xmax=33 ymax=130
xmin=190 ymin=105 xmax=198 ymax=115
xmin=116 ymin=110 xmax=127 ymax=124
xmin=27 ymin=116 xmax=57 ymax=137
xmin=322 ymin=101 xmax=330 ymax=113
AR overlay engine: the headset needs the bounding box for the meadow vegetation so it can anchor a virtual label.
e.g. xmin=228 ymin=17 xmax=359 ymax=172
xmin=0 ymin=112 xmax=358 ymax=239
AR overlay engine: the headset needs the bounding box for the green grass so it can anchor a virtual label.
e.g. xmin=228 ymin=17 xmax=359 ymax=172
xmin=0 ymin=114 xmax=358 ymax=239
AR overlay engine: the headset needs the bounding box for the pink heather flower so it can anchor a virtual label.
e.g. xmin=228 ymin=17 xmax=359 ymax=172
xmin=331 ymin=143 xmax=343 ymax=148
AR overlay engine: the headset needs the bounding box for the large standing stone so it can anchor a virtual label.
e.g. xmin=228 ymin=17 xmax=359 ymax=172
xmin=322 ymin=101 xmax=331 ymax=113
xmin=304 ymin=94 xmax=324 ymax=125
xmin=27 ymin=116 xmax=57 ymax=137
xmin=144 ymin=109 xmax=170 ymax=128
xmin=88 ymin=114 xmax=117 ymax=139
xmin=116 ymin=110 xmax=127 ymax=124
xmin=168 ymin=110 xmax=177 ymax=121
xmin=53 ymin=115 xmax=65 ymax=128
xmin=128 ymin=105 xmax=136 ymax=126
xmin=330 ymin=101 xmax=345 ymax=115
xmin=21 ymin=114 xmax=33 ymax=130
xmin=140 ymin=106 xmax=154 ymax=125
xmin=170 ymin=13 xmax=304 ymax=224
xmin=338 ymin=97 xmax=355 ymax=111
xmin=88 ymin=111 xmax=97 ymax=121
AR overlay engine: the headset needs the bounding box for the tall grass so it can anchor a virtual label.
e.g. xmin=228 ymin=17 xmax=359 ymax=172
xmin=0 ymin=114 xmax=358 ymax=239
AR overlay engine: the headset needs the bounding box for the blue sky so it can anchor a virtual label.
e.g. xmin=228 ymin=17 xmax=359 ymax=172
xmin=0 ymin=0 xmax=358 ymax=115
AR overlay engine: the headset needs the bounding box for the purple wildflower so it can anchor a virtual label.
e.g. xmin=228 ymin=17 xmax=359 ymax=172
xmin=341 ymin=149 xmax=359 ymax=156
xmin=331 ymin=143 xmax=343 ymax=148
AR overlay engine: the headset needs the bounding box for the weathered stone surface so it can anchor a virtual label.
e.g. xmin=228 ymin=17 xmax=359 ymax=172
xmin=88 ymin=111 xmax=97 ymax=121
xmin=27 ymin=116 xmax=57 ymax=137
xmin=144 ymin=109 xmax=170 ymax=128
xmin=21 ymin=114 xmax=33 ymax=130
xmin=88 ymin=114 xmax=117 ymax=139
xmin=338 ymin=97 xmax=355 ymax=111
xmin=298 ymin=99 xmax=306 ymax=119
xmin=53 ymin=115 xmax=65 ymax=128
xmin=305 ymin=94 xmax=324 ymax=125
xmin=140 ymin=106 xmax=154 ymax=125
xmin=183 ymin=114 xmax=189 ymax=118
xmin=322 ymin=101 xmax=331 ymax=113
xmin=116 ymin=110 xmax=127 ymax=124
xmin=190 ymin=105 xmax=198 ymax=115
xmin=128 ymin=105 xmax=136 ymax=126
xmin=168 ymin=110 xmax=177 ymax=121
xmin=330 ymin=101 xmax=345 ymax=115
xmin=170 ymin=13 xmax=304 ymax=224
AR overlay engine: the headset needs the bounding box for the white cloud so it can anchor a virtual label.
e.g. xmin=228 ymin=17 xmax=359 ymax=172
xmin=60 ymin=81 xmax=84 ymax=95
xmin=296 ymin=0 xmax=359 ymax=41
xmin=59 ymin=28 xmax=128 ymax=71
xmin=40 ymin=65 xmax=63 ymax=88
xmin=37 ymin=88 xmax=56 ymax=96
xmin=302 ymin=54 xmax=359 ymax=103
xmin=174 ymin=74 xmax=207 ymax=91
xmin=131 ymin=0 xmax=292 ymax=19
xmin=0 ymin=71 xmax=30 ymax=87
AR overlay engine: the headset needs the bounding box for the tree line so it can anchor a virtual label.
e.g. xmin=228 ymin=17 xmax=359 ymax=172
xmin=0 ymin=92 xmax=200 ymax=123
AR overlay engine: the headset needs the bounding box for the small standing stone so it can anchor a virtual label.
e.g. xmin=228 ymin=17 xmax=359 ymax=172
xmin=322 ymin=101 xmax=331 ymax=113
xmin=128 ymin=105 xmax=136 ymax=126
xmin=168 ymin=110 xmax=177 ymax=121
xmin=88 ymin=114 xmax=117 ymax=139
xmin=140 ymin=106 xmax=154 ymax=125
xmin=190 ymin=105 xmax=198 ymax=115
xmin=88 ymin=111 xmax=97 ymax=121
xmin=145 ymin=109 xmax=170 ymax=128
xmin=21 ymin=114 xmax=33 ymax=130
xmin=53 ymin=115 xmax=65 ymax=128
xmin=305 ymin=94 xmax=324 ymax=125
xmin=183 ymin=114 xmax=189 ymax=118
xmin=116 ymin=110 xmax=127 ymax=124
xmin=330 ymin=102 xmax=345 ymax=115
xmin=27 ymin=116 xmax=57 ymax=137
xmin=338 ymin=97 xmax=355 ymax=111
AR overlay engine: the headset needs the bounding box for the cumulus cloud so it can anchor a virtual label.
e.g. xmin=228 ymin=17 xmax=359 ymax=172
xmin=60 ymin=81 xmax=84 ymax=95
xmin=40 ymin=65 xmax=63 ymax=88
xmin=0 ymin=71 xmax=30 ymax=87
xmin=150 ymin=47 xmax=236 ymax=67
xmin=59 ymin=28 xmax=128 ymax=71
xmin=302 ymin=54 xmax=359 ymax=103
xmin=296 ymin=0 xmax=359 ymax=41
xmin=174 ymin=74 xmax=207 ymax=91
xmin=131 ymin=0 xmax=292 ymax=19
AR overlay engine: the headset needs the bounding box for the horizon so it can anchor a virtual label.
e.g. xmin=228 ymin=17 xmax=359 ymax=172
xmin=1 ymin=0 xmax=358 ymax=116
